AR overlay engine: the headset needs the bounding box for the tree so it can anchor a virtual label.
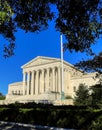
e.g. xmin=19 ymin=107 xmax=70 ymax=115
xmin=0 ymin=0 xmax=101 ymax=57
xmin=0 ymin=92 xmax=2 ymax=96
xmin=75 ymin=52 xmax=102 ymax=73
xmin=90 ymin=84 xmax=102 ymax=106
xmin=0 ymin=1 xmax=13 ymax=24
xmin=56 ymin=0 xmax=102 ymax=53
xmin=1 ymin=0 xmax=54 ymax=57
xmin=74 ymin=84 xmax=90 ymax=106
xmin=0 ymin=92 xmax=5 ymax=100
xmin=74 ymin=83 xmax=102 ymax=107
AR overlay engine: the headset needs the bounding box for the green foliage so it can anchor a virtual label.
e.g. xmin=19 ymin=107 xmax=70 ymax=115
xmin=0 ymin=92 xmax=2 ymax=96
xmin=89 ymin=115 xmax=102 ymax=130
xmin=56 ymin=0 xmax=102 ymax=54
xmin=0 ymin=103 xmax=102 ymax=129
xmin=90 ymin=84 xmax=102 ymax=107
xmin=75 ymin=52 xmax=102 ymax=73
xmin=74 ymin=83 xmax=102 ymax=108
xmin=0 ymin=1 xmax=13 ymax=24
xmin=74 ymin=84 xmax=90 ymax=106
xmin=0 ymin=96 xmax=5 ymax=100
xmin=0 ymin=0 xmax=101 ymax=57
xmin=0 ymin=92 xmax=5 ymax=100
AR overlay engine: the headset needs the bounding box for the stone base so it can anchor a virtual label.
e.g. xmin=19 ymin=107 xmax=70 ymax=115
xmin=0 ymin=99 xmax=73 ymax=106
xmin=53 ymin=99 xmax=73 ymax=105
xmin=6 ymin=92 xmax=61 ymax=103
xmin=0 ymin=92 xmax=74 ymax=105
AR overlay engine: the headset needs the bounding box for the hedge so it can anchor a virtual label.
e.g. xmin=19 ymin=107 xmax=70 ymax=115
xmin=0 ymin=103 xmax=102 ymax=130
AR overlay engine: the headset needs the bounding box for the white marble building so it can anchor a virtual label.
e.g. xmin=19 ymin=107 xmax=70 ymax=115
xmin=6 ymin=56 xmax=98 ymax=104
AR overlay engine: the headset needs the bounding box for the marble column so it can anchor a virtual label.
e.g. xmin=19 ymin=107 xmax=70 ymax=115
xmin=55 ymin=68 xmax=58 ymax=93
xmin=39 ymin=70 xmax=41 ymax=94
xmin=27 ymin=72 xmax=30 ymax=95
xmin=58 ymin=67 xmax=61 ymax=93
xmin=35 ymin=70 xmax=38 ymax=95
xmin=49 ymin=69 xmax=53 ymax=92
xmin=44 ymin=70 xmax=47 ymax=92
xmin=34 ymin=72 xmax=36 ymax=94
xmin=46 ymin=68 xmax=50 ymax=92
xmin=23 ymin=72 xmax=26 ymax=95
xmin=41 ymin=69 xmax=44 ymax=93
xmin=52 ymin=67 xmax=55 ymax=92
xmin=31 ymin=70 xmax=34 ymax=95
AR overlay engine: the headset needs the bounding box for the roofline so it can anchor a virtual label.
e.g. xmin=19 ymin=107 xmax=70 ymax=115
xmin=21 ymin=56 xmax=61 ymax=68
xmin=21 ymin=56 xmax=84 ymax=73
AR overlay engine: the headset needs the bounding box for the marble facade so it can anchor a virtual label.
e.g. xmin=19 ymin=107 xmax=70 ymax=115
xmin=5 ymin=56 xmax=98 ymax=104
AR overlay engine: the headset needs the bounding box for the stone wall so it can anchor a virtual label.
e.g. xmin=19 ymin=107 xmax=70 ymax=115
xmin=71 ymin=72 xmax=98 ymax=98
xmin=7 ymin=82 xmax=23 ymax=95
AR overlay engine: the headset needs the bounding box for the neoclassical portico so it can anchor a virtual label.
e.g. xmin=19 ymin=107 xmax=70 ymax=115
xmin=22 ymin=66 xmax=61 ymax=96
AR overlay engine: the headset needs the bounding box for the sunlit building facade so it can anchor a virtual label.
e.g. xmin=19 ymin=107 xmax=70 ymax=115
xmin=6 ymin=56 xmax=98 ymax=105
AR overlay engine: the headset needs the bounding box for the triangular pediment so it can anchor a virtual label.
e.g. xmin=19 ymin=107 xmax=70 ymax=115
xmin=21 ymin=56 xmax=60 ymax=68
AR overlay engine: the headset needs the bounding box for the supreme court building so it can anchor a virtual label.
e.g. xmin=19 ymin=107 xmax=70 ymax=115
xmin=6 ymin=56 xmax=98 ymax=105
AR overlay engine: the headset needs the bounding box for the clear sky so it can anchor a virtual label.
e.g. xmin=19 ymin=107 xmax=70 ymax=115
xmin=0 ymin=19 xmax=102 ymax=95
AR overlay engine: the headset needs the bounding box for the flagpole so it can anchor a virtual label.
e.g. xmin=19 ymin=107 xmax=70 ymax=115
xmin=60 ymin=34 xmax=64 ymax=100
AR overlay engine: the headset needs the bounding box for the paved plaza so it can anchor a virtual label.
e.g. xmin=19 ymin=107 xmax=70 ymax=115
xmin=0 ymin=121 xmax=72 ymax=130
xmin=0 ymin=122 xmax=38 ymax=130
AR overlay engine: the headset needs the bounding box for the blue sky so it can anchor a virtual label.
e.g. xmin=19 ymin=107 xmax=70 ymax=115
xmin=0 ymin=20 xmax=102 ymax=95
